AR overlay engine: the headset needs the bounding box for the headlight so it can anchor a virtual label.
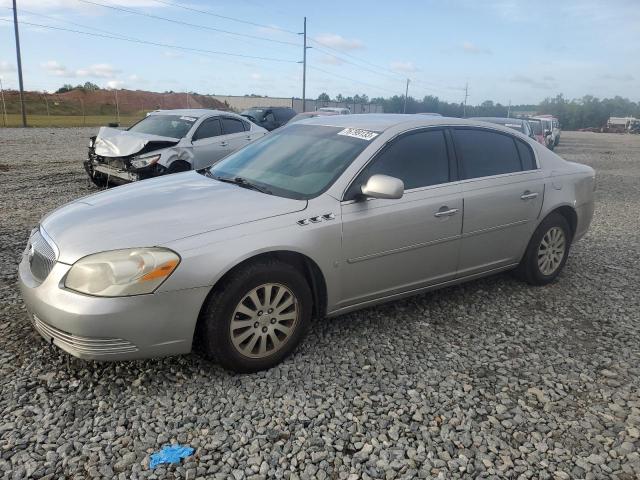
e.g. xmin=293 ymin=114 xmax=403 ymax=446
xmin=88 ymin=138 xmax=95 ymax=148
xmin=130 ymin=154 xmax=161 ymax=169
xmin=65 ymin=248 xmax=180 ymax=297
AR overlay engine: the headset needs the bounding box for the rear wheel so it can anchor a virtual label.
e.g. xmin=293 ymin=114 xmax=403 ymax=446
xmin=515 ymin=213 xmax=571 ymax=285
xmin=200 ymin=260 xmax=312 ymax=372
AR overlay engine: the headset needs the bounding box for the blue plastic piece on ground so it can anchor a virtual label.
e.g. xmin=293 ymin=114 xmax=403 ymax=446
xmin=149 ymin=444 xmax=195 ymax=469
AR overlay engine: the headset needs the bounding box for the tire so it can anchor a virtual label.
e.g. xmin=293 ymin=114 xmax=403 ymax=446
xmin=554 ymin=136 xmax=560 ymax=146
xmin=86 ymin=165 xmax=109 ymax=187
xmin=167 ymin=160 xmax=191 ymax=174
xmin=199 ymin=259 xmax=313 ymax=372
xmin=515 ymin=213 xmax=572 ymax=286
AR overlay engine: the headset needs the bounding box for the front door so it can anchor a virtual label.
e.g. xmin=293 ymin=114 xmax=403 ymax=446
xmin=338 ymin=128 xmax=462 ymax=308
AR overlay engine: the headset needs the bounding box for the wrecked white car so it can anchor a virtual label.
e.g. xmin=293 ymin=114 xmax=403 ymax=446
xmin=84 ymin=109 xmax=267 ymax=186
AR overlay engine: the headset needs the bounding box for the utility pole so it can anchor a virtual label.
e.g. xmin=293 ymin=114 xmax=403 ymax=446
xmin=298 ymin=17 xmax=310 ymax=112
xmin=114 ymin=89 xmax=120 ymax=124
xmin=0 ymin=77 xmax=7 ymax=127
xmin=463 ymin=82 xmax=469 ymax=117
xmin=42 ymin=92 xmax=50 ymax=126
xmin=507 ymin=100 xmax=511 ymax=118
xmin=403 ymin=78 xmax=410 ymax=113
xmin=12 ymin=0 xmax=27 ymax=127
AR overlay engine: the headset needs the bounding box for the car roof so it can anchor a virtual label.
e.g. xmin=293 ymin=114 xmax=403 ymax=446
xmin=301 ymin=113 xmax=518 ymax=132
xmin=149 ymin=109 xmax=232 ymax=118
xmin=470 ymin=117 xmax=525 ymax=124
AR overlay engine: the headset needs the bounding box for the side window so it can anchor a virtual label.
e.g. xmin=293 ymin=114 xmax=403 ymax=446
xmin=242 ymin=120 xmax=251 ymax=130
xmin=515 ymin=139 xmax=536 ymax=170
xmin=346 ymin=129 xmax=450 ymax=199
xmin=221 ymin=117 xmax=246 ymax=134
xmin=193 ymin=118 xmax=222 ymax=141
xmin=454 ymin=128 xmax=522 ymax=179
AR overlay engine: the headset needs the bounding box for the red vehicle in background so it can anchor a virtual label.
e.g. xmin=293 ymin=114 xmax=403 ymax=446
xmin=526 ymin=118 xmax=546 ymax=146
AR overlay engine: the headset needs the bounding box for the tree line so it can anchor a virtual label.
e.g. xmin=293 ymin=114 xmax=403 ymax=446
xmin=318 ymin=92 xmax=640 ymax=130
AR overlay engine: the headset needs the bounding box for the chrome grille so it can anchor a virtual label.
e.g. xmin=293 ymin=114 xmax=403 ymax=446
xmin=28 ymin=229 xmax=58 ymax=282
xmin=32 ymin=315 xmax=138 ymax=356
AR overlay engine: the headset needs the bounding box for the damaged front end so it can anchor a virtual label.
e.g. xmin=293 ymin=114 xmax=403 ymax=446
xmin=84 ymin=127 xmax=179 ymax=186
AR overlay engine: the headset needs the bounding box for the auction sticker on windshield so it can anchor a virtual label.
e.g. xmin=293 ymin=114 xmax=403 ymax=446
xmin=180 ymin=116 xmax=197 ymax=122
xmin=337 ymin=128 xmax=379 ymax=141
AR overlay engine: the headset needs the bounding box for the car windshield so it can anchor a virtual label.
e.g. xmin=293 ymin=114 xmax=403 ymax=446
xmin=528 ymin=121 xmax=543 ymax=135
xmin=208 ymin=124 xmax=374 ymax=199
xmin=241 ymin=109 xmax=265 ymax=120
xmin=128 ymin=114 xmax=197 ymax=138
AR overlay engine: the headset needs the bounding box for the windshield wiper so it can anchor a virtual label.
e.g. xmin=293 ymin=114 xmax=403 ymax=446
xmin=213 ymin=175 xmax=272 ymax=195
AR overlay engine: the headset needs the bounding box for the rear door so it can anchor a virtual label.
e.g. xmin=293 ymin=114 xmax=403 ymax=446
xmin=339 ymin=128 xmax=463 ymax=307
xmin=452 ymin=127 xmax=544 ymax=276
xmin=191 ymin=117 xmax=228 ymax=169
xmin=221 ymin=117 xmax=251 ymax=153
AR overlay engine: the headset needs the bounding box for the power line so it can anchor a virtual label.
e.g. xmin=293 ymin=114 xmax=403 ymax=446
xmin=0 ymin=18 xmax=299 ymax=63
xmin=77 ymin=0 xmax=301 ymax=47
xmin=308 ymin=65 xmax=398 ymax=95
xmin=148 ymin=0 xmax=299 ymax=36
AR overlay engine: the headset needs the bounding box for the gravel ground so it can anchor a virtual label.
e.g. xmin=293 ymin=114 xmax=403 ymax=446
xmin=1 ymin=128 xmax=639 ymax=480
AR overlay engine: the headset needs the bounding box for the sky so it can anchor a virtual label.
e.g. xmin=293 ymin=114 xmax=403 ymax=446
xmin=0 ymin=0 xmax=638 ymax=105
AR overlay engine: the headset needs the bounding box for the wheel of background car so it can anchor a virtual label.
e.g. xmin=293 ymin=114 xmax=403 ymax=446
xmin=515 ymin=212 xmax=571 ymax=285
xmin=167 ymin=160 xmax=191 ymax=173
xmin=199 ymin=259 xmax=312 ymax=372
xmin=86 ymin=165 xmax=109 ymax=187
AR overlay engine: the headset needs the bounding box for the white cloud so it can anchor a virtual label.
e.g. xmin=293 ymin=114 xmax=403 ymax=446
xmin=106 ymin=80 xmax=125 ymax=89
xmin=76 ymin=64 xmax=120 ymax=78
xmin=600 ymin=73 xmax=635 ymax=82
xmin=510 ymin=74 xmax=557 ymax=89
xmin=390 ymin=61 xmax=417 ymax=73
xmin=250 ymin=73 xmax=262 ymax=81
xmin=163 ymin=51 xmax=183 ymax=59
xmin=320 ymin=55 xmax=345 ymax=66
xmin=41 ymin=60 xmax=120 ymax=78
xmin=42 ymin=60 xmax=74 ymax=77
xmin=461 ymin=41 xmax=491 ymax=55
xmin=0 ymin=60 xmax=15 ymax=73
xmin=313 ymin=33 xmax=364 ymax=51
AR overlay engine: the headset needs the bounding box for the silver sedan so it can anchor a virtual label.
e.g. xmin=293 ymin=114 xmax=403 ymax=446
xmin=19 ymin=115 xmax=595 ymax=372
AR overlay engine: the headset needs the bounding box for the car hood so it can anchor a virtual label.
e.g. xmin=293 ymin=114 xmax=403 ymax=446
xmin=94 ymin=126 xmax=180 ymax=157
xmin=41 ymin=172 xmax=307 ymax=264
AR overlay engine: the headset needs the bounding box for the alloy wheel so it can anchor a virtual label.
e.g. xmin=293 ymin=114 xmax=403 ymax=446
xmin=537 ymin=226 xmax=566 ymax=275
xmin=229 ymin=283 xmax=299 ymax=358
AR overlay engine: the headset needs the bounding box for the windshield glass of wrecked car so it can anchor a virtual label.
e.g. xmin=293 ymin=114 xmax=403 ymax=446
xmin=127 ymin=115 xmax=197 ymax=139
xmin=528 ymin=120 xmax=543 ymax=135
xmin=208 ymin=124 xmax=375 ymax=199
xmin=240 ymin=109 xmax=264 ymax=120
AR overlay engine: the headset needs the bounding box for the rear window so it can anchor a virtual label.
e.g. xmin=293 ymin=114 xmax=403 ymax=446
xmin=515 ymin=139 xmax=536 ymax=170
xmin=454 ymin=128 xmax=522 ymax=179
xmin=222 ymin=117 xmax=246 ymax=134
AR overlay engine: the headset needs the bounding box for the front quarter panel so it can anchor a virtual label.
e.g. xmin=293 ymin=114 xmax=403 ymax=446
xmin=159 ymin=194 xmax=343 ymax=311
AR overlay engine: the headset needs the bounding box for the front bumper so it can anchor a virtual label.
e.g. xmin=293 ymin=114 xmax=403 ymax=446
xmin=84 ymin=156 xmax=166 ymax=184
xmin=18 ymin=254 xmax=210 ymax=361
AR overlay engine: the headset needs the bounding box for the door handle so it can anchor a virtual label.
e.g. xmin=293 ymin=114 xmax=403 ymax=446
xmin=520 ymin=191 xmax=539 ymax=200
xmin=434 ymin=208 xmax=459 ymax=218
xmin=245 ymin=135 xmax=252 ymax=140
xmin=219 ymin=141 xmax=228 ymax=147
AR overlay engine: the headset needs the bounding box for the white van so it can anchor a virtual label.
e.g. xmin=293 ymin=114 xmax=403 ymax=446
xmin=317 ymin=107 xmax=350 ymax=115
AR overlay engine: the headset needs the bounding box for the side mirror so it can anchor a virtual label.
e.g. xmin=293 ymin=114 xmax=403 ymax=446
xmin=361 ymin=174 xmax=404 ymax=200
xmin=544 ymin=129 xmax=551 ymax=136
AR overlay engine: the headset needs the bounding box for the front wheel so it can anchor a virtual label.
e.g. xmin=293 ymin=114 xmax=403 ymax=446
xmin=515 ymin=213 xmax=571 ymax=285
xmin=199 ymin=260 xmax=312 ymax=372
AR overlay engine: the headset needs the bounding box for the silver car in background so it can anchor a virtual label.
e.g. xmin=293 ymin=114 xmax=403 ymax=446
xmin=20 ymin=115 xmax=595 ymax=372
xmin=84 ymin=109 xmax=267 ymax=186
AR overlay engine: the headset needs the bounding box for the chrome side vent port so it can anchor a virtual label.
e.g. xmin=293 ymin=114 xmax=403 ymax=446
xmin=297 ymin=219 xmax=310 ymax=226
